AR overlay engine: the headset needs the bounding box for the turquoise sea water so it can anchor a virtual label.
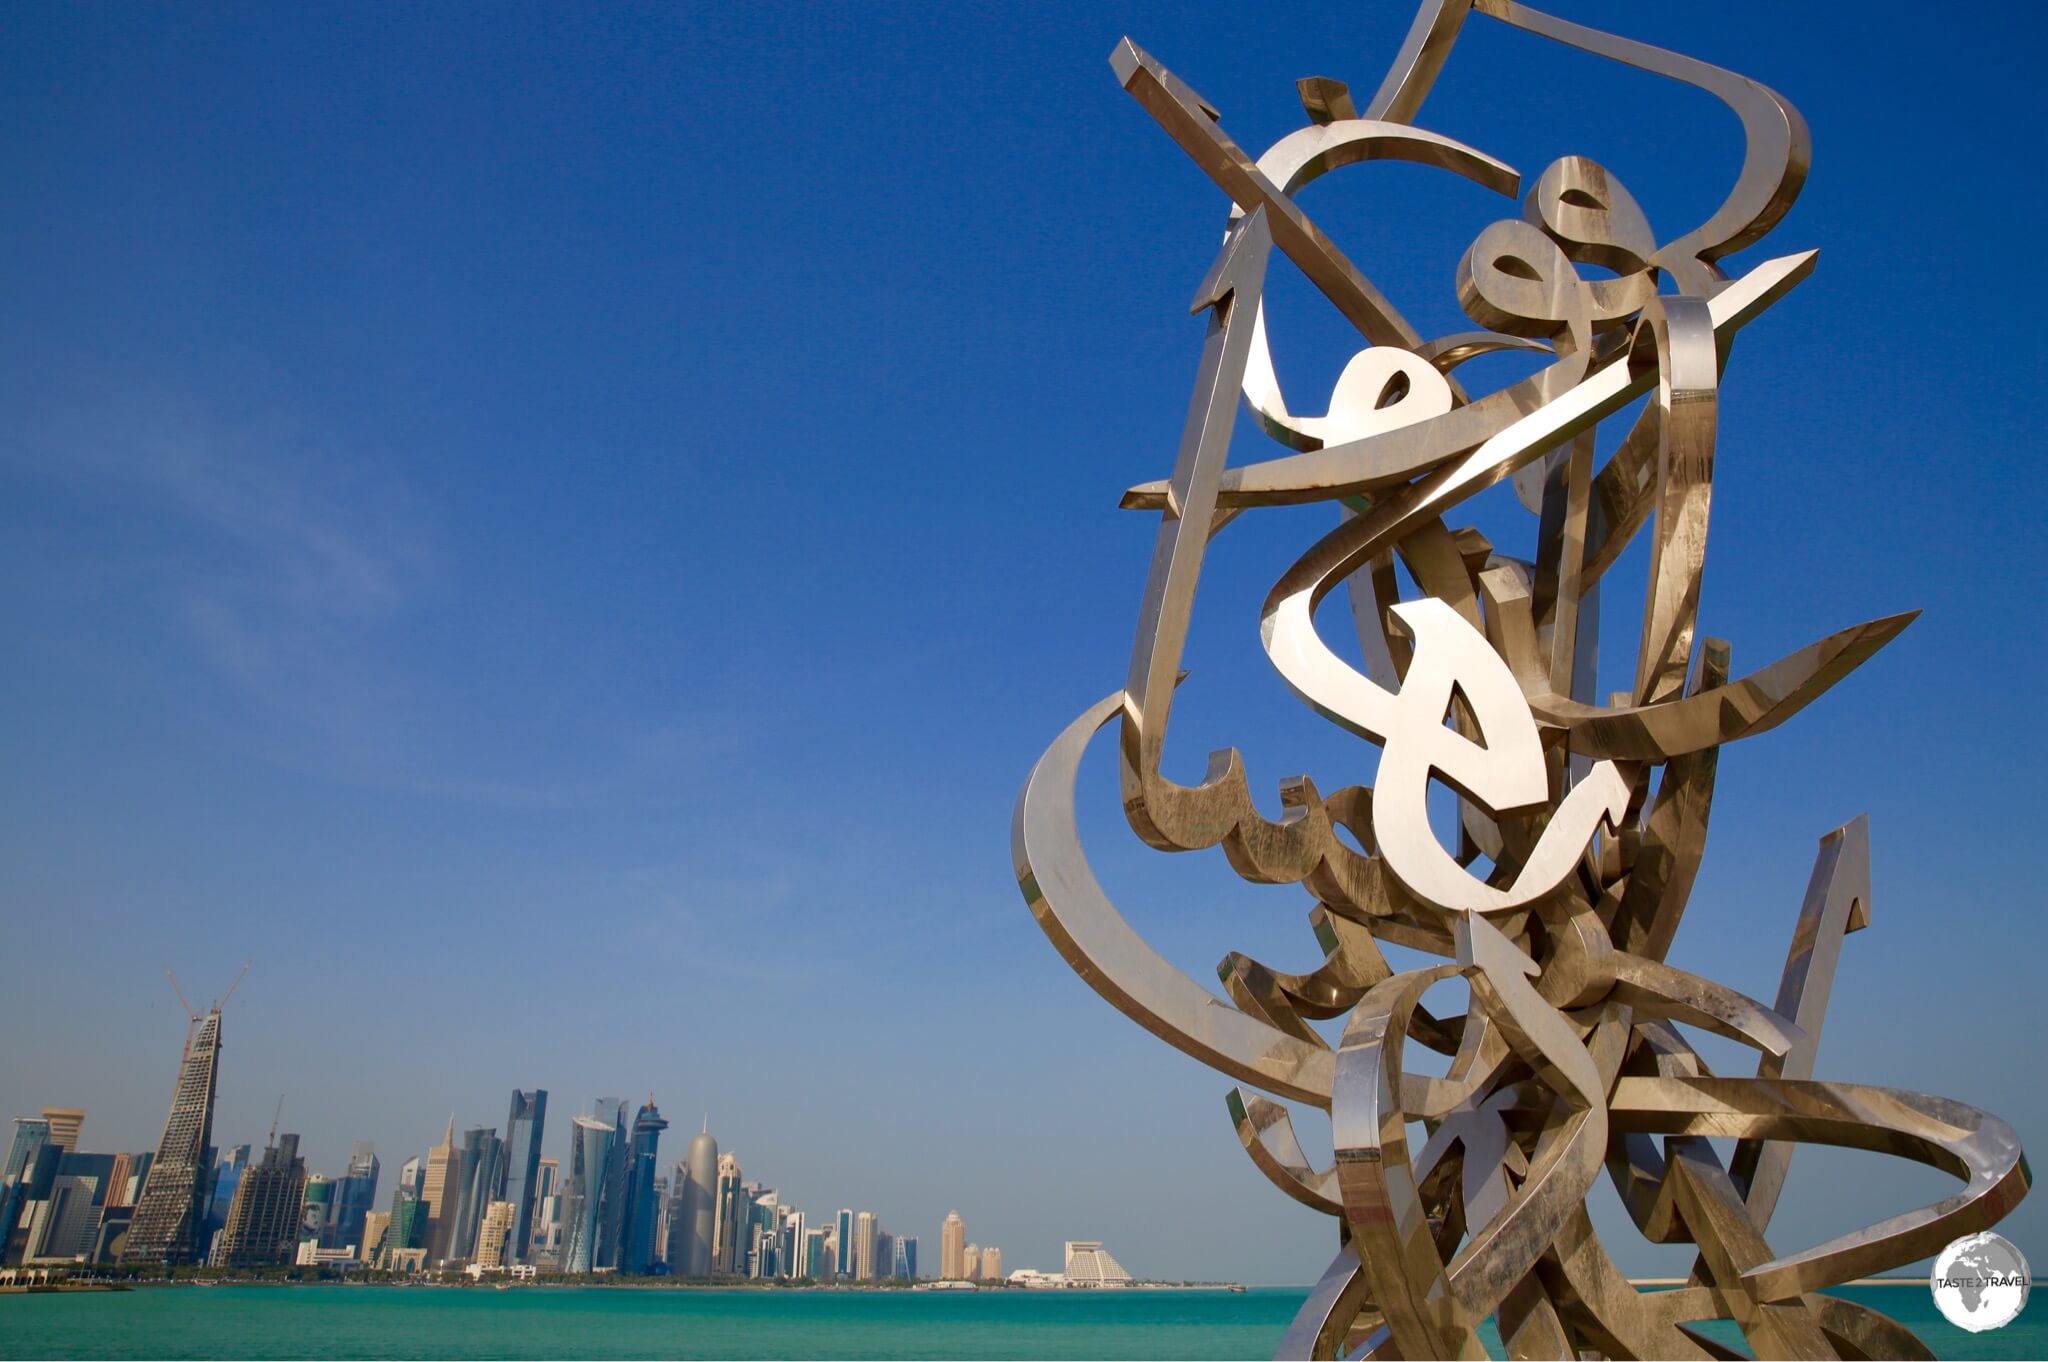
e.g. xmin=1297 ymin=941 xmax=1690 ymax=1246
xmin=0 ymin=1283 xmax=2039 ymax=1360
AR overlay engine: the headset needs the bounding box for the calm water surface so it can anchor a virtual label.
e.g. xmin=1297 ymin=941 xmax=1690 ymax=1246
xmin=1 ymin=1283 xmax=2039 ymax=1359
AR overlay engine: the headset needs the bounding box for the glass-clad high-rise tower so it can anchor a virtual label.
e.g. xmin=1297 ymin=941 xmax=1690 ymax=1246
xmin=449 ymin=1127 xmax=504 ymax=1263
xmin=502 ymin=1090 xmax=546 ymax=1265
xmin=122 ymin=1009 xmax=222 ymax=1263
xmin=590 ymin=1099 xmax=630 ymax=1268
xmin=4 ymin=1118 xmax=49 ymax=1183
xmin=621 ymin=1100 xmax=668 ymax=1273
xmin=560 ymin=1116 xmax=616 ymax=1274
xmin=712 ymin=1155 xmax=744 ymax=1273
xmin=327 ymin=1143 xmax=380 ymax=1251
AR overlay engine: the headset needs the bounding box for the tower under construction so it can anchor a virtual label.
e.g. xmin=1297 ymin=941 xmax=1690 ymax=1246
xmin=121 ymin=964 xmax=245 ymax=1264
xmin=121 ymin=1007 xmax=222 ymax=1263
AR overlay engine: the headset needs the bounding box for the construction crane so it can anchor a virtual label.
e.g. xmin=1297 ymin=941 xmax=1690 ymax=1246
xmin=162 ymin=961 xmax=252 ymax=1059
xmin=162 ymin=967 xmax=199 ymax=1057
xmin=215 ymin=960 xmax=251 ymax=1012
xmin=161 ymin=960 xmax=251 ymax=1018
xmin=162 ymin=966 xmax=197 ymax=1022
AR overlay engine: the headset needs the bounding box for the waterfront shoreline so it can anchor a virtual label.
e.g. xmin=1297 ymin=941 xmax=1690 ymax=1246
xmin=5 ymin=1280 xmax=2034 ymax=1362
xmin=7 ymin=1274 xmax=1932 ymax=1292
xmin=7 ymin=1275 xmax=1257 ymax=1293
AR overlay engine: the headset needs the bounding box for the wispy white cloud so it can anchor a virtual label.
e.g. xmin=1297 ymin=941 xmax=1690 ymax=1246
xmin=4 ymin=380 xmax=722 ymax=807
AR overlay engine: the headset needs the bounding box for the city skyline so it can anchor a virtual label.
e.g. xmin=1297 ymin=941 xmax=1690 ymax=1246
xmin=3 ymin=998 xmax=1012 ymax=1280
xmin=0 ymin=0 xmax=2040 ymax=1288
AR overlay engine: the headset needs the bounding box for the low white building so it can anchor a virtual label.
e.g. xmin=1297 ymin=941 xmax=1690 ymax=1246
xmin=297 ymin=1242 xmax=359 ymax=1269
xmin=1006 ymin=1268 xmax=1065 ymax=1289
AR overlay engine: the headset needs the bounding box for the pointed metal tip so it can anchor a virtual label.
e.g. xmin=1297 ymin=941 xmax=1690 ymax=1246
xmin=1120 ymin=480 xmax=1169 ymax=510
xmin=1858 ymin=609 xmax=1920 ymax=648
xmin=1108 ymin=37 xmax=1142 ymax=86
xmin=1188 ymin=206 xmax=1271 ymax=313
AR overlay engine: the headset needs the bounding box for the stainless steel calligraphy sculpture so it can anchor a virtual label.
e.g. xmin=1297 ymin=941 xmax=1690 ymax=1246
xmin=1012 ymin=4 xmax=2029 ymax=1357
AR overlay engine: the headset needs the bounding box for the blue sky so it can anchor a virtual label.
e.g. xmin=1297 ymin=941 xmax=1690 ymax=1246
xmin=1 ymin=0 xmax=2042 ymax=1285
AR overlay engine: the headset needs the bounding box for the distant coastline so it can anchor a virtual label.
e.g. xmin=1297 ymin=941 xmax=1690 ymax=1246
xmin=2 ymin=1270 xmax=1251 ymax=1294
xmin=7 ymin=1271 xmax=1932 ymax=1294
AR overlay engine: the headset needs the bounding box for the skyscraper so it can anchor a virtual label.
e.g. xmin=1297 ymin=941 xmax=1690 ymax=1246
xmin=386 ymin=1181 xmax=429 ymax=1262
xmin=328 ymin=1143 xmax=379 ymax=1252
xmin=746 ymin=1218 xmax=767 ymax=1277
xmin=731 ymin=1181 xmax=761 ymax=1274
xmin=940 ymin=1211 xmax=964 ymax=1280
xmin=781 ymin=1209 xmax=805 ymax=1280
xmin=876 ymin=1229 xmax=895 ymax=1281
xmin=981 ymin=1245 xmax=1002 ymax=1280
xmin=359 ymin=1209 xmax=390 ymax=1265
xmin=591 ymin=1098 xmax=629 ymax=1269
xmin=103 ymin=1152 xmax=134 ymax=1210
xmin=651 ymin=1173 xmax=671 ymax=1265
xmin=854 ymin=1211 xmax=878 ymax=1281
xmin=124 ymin=1152 xmax=153 ymax=1207
xmin=711 ymin=1153 xmax=743 ymax=1274
xmin=501 ymin=1090 xmax=546 ymax=1266
xmin=559 ymin=1116 xmax=615 ymax=1274
xmin=962 ymin=1243 xmax=980 ymax=1280
xmin=803 ymin=1226 xmax=826 ymax=1280
xmin=621 ymin=1100 xmax=667 ymax=1273
xmin=215 ymin=1134 xmax=306 ymax=1269
xmin=122 ymin=1009 xmax=222 ymax=1264
xmin=420 ymin=1116 xmax=459 ymax=1264
xmin=2 ymin=1122 xmax=51 ymax=1267
xmin=898 ymin=1235 xmax=918 ymax=1280
xmin=203 ymin=1144 xmax=253 ymax=1246
xmin=835 ymin=1208 xmax=854 ymax=1279
xmin=533 ymin=1156 xmax=558 ymax=1264
xmin=4 ymin=1119 xmax=50 ymax=1184
xmin=39 ymin=1109 xmax=83 ymax=1155
xmin=379 ymin=1155 xmax=427 ymax=1265
xmin=300 ymin=1174 xmax=333 ymax=1244
xmin=666 ymin=1122 xmax=717 ymax=1277
xmin=535 ymin=1190 xmax=561 ymax=1264
xmin=475 ymin=1199 xmax=517 ymax=1270
xmin=25 ymin=1151 xmax=117 ymax=1261
xmin=5 ymin=1143 xmax=63 ymax=1262
xmin=450 ymin=1127 xmax=504 ymax=1263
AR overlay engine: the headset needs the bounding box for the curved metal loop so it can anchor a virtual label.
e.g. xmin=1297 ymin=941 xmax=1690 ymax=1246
xmin=1608 ymin=1074 xmax=2032 ymax=1298
xmin=1626 ymin=295 xmax=1720 ymax=705
xmin=1014 ymin=690 xmax=1335 ymax=1106
xmin=1362 ymin=0 xmax=1809 ymax=292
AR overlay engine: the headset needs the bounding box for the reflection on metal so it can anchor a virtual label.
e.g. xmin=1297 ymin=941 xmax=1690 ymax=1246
xmin=1012 ymin=5 xmax=2027 ymax=1357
